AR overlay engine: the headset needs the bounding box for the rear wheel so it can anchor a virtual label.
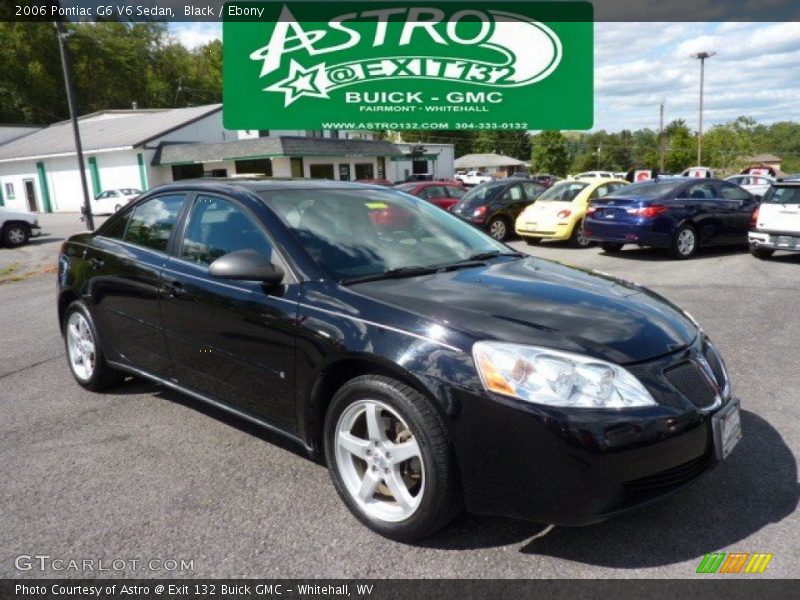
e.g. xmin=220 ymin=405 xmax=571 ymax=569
xmin=487 ymin=217 xmax=509 ymax=241
xmin=2 ymin=223 xmax=29 ymax=247
xmin=63 ymin=301 xmax=125 ymax=391
xmin=669 ymin=224 xmax=698 ymax=259
xmin=600 ymin=242 xmax=624 ymax=253
xmin=324 ymin=375 xmax=461 ymax=542
xmin=750 ymin=246 xmax=774 ymax=260
xmin=568 ymin=220 xmax=592 ymax=248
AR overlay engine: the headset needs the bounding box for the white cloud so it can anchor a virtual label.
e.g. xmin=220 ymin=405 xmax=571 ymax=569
xmin=170 ymin=23 xmax=222 ymax=49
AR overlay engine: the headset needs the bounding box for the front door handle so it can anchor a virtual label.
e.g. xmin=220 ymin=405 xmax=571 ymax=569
xmin=161 ymin=280 xmax=188 ymax=299
xmin=88 ymin=257 xmax=104 ymax=270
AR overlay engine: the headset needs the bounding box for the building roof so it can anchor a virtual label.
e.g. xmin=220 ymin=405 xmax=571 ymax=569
xmin=454 ymin=153 xmax=528 ymax=169
xmin=0 ymin=125 xmax=44 ymax=147
xmin=742 ymin=153 xmax=782 ymax=163
xmin=154 ymin=136 xmax=405 ymax=165
xmin=0 ymin=104 xmax=221 ymax=163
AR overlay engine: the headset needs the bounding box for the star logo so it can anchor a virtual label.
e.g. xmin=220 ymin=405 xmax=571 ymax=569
xmin=265 ymin=60 xmax=329 ymax=107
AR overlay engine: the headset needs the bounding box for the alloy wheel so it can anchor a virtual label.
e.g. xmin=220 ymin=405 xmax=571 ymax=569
xmin=66 ymin=312 xmax=96 ymax=382
xmin=489 ymin=219 xmax=507 ymax=240
xmin=677 ymin=228 xmax=696 ymax=256
xmin=7 ymin=227 xmax=26 ymax=245
xmin=334 ymin=399 xmax=424 ymax=522
xmin=575 ymin=223 xmax=590 ymax=247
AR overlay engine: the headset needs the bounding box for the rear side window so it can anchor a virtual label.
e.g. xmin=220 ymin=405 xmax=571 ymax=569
xmin=501 ymin=185 xmax=523 ymax=202
xmin=420 ymin=186 xmax=445 ymax=200
xmin=124 ymin=194 xmax=185 ymax=252
xmin=522 ymin=182 xmax=545 ymax=199
xmin=763 ymin=186 xmax=800 ymax=204
xmin=180 ymin=195 xmax=274 ymax=266
xmin=719 ymin=183 xmax=752 ymax=201
xmin=681 ymin=183 xmax=718 ymax=200
xmin=101 ymin=210 xmax=131 ymax=240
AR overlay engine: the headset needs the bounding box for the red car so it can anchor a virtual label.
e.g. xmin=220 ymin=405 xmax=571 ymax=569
xmin=394 ymin=181 xmax=466 ymax=211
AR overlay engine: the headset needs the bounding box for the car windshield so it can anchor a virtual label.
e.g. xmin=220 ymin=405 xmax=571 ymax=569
xmin=538 ymin=181 xmax=589 ymax=202
xmin=763 ymin=186 xmax=800 ymax=204
xmin=260 ymin=188 xmax=510 ymax=282
xmin=610 ymin=180 xmax=685 ymax=198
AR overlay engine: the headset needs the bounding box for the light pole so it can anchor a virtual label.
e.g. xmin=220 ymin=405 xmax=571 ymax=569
xmin=691 ymin=51 xmax=716 ymax=166
xmin=54 ymin=17 xmax=94 ymax=230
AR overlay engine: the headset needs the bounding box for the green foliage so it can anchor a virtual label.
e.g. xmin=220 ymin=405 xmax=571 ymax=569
xmin=0 ymin=22 xmax=222 ymax=124
xmin=473 ymin=130 xmax=531 ymax=161
xmin=531 ymin=130 xmax=570 ymax=176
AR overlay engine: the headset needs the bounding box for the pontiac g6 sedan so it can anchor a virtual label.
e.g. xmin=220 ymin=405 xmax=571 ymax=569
xmin=58 ymin=179 xmax=742 ymax=541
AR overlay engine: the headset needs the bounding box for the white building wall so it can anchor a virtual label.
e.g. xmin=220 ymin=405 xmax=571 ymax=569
xmin=272 ymin=158 xmax=293 ymax=177
xmin=387 ymin=143 xmax=455 ymax=182
xmin=0 ymin=161 xmax=40 ymax=212
xmin=151 ymin=111 xmax=235 ymax=145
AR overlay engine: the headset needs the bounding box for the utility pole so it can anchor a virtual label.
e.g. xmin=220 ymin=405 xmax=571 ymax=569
xmin=658 ymin=101 xmax=665 ymax=172
xmin=54 ymin=18 xmax=94 ymax=230
xmin=692 ymin=51 xmax=716 ymax=166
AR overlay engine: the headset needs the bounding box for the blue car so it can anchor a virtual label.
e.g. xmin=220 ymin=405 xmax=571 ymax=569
xmin=584 ymin=178 xmax=758 ymax=259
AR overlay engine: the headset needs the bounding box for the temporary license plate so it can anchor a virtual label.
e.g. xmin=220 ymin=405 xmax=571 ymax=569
xmin=775 ymin=236 xmax=799 ymax=248
xmin=712 ymin=398 xmax=742 ymax=461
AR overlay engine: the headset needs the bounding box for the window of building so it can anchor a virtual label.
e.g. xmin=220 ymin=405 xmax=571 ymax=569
xmin=354 ymin=163 xmax=374 ymax=179
xmin=181 ymin=195 xmax=274 ymax=267
xmin=124 ymin=194 xmax=185 ymax=252
xmin=4 ymin=182 xmax=15 ymax=198
xmin=258 ymin=130 xmax=270 ymax=137
xmin=235 ymin=159 xmax=273 ymax=176
xmin=329 ymin=130 xmax=340 ymax=139
xmin=412 ymin=160 xmax=428 ymax=175
xmin=290 ymin=158 xmax=304 ymax=177
xmin=305 ymin=130 xmax=324 ymax=138
xmin=204 ymin=169 xmax=228 ymax=178
xmin=171 ymin=164 xmax=203 ymax=180
xmin=309 ymin=164 xmax=335 ymax=179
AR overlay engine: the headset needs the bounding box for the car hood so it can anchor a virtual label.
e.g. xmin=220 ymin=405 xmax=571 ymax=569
xmin=352 ymin=257 xmax=698 ymax=364
xmin=0 ymin=207 xmax=36 ymax=222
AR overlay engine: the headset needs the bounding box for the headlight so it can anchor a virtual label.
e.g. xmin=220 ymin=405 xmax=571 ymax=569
xmin=473 ymin=341 xmax=656 ymax=408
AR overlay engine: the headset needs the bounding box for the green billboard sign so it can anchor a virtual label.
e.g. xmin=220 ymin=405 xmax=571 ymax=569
xmin=223 ymin=1 xmax=593 ymax=130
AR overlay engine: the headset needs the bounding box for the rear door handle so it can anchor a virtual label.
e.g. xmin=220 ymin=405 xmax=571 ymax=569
xmin=161 ymin=279 xmax=188 ymax=299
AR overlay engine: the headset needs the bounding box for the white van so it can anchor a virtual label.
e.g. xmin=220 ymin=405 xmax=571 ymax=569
xmin=749 ymin=181 xmax=800 ymax=259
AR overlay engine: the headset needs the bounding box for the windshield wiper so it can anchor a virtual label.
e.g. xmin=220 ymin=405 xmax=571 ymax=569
xmin=467 ymin=250 xmax=525 ymax=261
xmin=341 ymin=266 xmax=441 ymax=285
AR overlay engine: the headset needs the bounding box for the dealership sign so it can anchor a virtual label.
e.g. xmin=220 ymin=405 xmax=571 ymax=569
xmin=223 ymin=1 xmax=593 ymax=130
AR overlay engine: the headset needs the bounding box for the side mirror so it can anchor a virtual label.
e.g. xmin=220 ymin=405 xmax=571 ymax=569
xmin=209 ymin=249 xmax=284 ymax=284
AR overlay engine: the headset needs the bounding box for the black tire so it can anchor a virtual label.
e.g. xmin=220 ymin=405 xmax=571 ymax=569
xmin=63 ymin=301 xmax=126 ymax=391
xmin=600 ymin=242 xmax=624 ymax=253
xmin=524 ymin=237 xmax=542 ymax=246
xmin=669 ymin=224 xmax=698 ymax=260
xmin=324 ymin=375 xmax=462 ymax=542
xmin=568 ymin=220 xmax=593 ymax=248
xmin=487 ymin=216 xmax=509 ymax=241
xmin=2 ymin=222 xmax=29 ymax=248
xmin=750 ymin=246 xmax=774 ymax=260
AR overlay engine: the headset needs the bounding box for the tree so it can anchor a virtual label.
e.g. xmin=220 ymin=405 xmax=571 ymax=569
xmin=473 ymin=130 xmax=531 ymax=161
xmin=663 ymin=119 xmax=696 ymax=172
xmin=531 ymin=130 xmax=570 ymax=176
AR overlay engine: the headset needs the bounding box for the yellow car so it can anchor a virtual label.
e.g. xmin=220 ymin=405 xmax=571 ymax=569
xmin=516 ymin=178 xmax=629 ymax=247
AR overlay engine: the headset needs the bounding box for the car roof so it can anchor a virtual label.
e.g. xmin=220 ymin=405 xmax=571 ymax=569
xmin=147 ymin=177 xmax=388 ymax=195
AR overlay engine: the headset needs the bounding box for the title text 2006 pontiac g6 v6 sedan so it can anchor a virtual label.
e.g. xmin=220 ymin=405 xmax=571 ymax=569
xmin=57 ymin=179 xmax=742 ymax=541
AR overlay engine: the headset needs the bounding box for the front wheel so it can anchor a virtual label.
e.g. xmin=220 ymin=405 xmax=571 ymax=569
xmin=487 ymin=217 xmax=509 ymax=241
xmin=750 ymin=246 xmax=774 ymax=260
xmin=669 ymin=225 xmax=698 ymax=259
xmin=2 ymin=223 xmax=29 ymax=247
xmin=324 ymin=376 xmax=461 ymax=542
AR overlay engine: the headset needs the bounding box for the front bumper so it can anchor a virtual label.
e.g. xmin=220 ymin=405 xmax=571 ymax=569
xmin=749 ymin=230 xmax=800 ymax=252
xmin=30 ymin=225 xmax=42 ymax=238
xmin=449 ymin=336 xmax=735 ymax=525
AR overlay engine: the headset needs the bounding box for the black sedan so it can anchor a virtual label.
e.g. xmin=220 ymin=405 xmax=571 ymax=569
xmin=58 ymin=179 xmax=741 ymax=541
xmin=450 ymin=178 xmax=546 ymax=241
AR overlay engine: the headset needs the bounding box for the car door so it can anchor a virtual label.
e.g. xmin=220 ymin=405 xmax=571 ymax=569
xmin=498 ymin=183 xmax=528 ymax=221
xmin=677 ymin=182 xmax=722 ymax=244
xmin=86 ymin=193 xmax=186 ymax=376
xmin=718 ymin=181 xmax=757 ymax=242
xmin=159 ymin=193 xmax=299 ymax=430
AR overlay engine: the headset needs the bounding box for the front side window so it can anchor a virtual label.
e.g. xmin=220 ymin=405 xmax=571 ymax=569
xmin=446 ymin=186 xmax=466 ymax=198
xmin=262 ymin=188 xmax=506 ymax=282
xmin=124 ymin=194 xmax=185 ymax=252
xmin=181 ymin=195 xmax=274 ymax=266
xmin=763 ymin=186 xmax=800 ymax=204
xmin=539 ymin=181 xmax=589 ymax=202
xmin=682 ymin=183 xmax=718 ymax=200
xmin=420 ymin=186 xmax=445 ymax=200
xmin=522 ymin=182 xmax=545 ymax=199
xmin=501 ymin=185 xmax=523 ymax=203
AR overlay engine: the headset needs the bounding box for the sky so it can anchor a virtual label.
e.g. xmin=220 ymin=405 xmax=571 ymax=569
xmin=170 ymin=21 xmax=800 ymax=133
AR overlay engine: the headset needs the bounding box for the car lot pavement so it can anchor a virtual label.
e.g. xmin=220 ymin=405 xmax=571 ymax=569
xmin=1 ymin=235 xmax=798 ymax=578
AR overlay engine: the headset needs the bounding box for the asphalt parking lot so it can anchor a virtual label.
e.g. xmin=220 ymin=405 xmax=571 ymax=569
xmin=1 ymin=215 xmax=798 ymax=578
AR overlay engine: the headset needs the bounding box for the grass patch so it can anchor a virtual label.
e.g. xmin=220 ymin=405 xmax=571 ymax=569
xmin=0 ymin=263 xmax=20 ymax=278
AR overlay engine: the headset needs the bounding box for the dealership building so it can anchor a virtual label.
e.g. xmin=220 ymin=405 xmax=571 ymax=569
xmin=0 ymin=103 xmax=454 ymax=213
